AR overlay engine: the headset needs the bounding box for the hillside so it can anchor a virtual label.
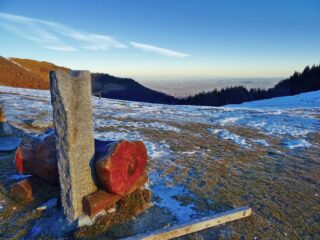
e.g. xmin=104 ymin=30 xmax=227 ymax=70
xmin=10 ymin=58 xmax=69 ymax=87
xmin=0 ymin=57 xmax=48 ymax=89
xmin=181 ymin=64 xmax=320 ymax=106
xmin=92 ymin=73 xmax=178 ymax=104
xmin=0 ymin=57 xmax=177 ymax=104
xmin=0 ymin=86 xmax=319 ymax=238
xmin=0 ymin=57 xmax=68 ymax=90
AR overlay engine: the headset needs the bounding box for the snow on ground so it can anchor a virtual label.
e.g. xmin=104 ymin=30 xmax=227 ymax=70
xmin=1 ymin=86 xmax=320 ymax=226
xmin=283 ymin=139 xmax=313 ymax=149
xmin=149 ymin=172 xmax=198 ymax=223
xmin=228 ymin=90 xmax=320 ymax=109
xmin=208 ymin=128 xmax=251 ymax=148
xmin=94 ymin=118 xmax=180 ymax=133
xmin=1 ymin=87 xmax=319 ymax=141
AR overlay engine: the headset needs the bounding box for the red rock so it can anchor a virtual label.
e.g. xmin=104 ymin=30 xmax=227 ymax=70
xmin=83 ymin=172 xmax=148 ymax=217
xmin=95 ymin=140 xmax=148 ymax=196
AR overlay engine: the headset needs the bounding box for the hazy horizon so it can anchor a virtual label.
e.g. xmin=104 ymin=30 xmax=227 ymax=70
xmin=139 ymin=77 xmax=282 ymax=97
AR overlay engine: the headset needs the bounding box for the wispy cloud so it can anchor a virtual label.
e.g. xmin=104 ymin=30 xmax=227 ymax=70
xmin=130 ymin=42 xmax=189 ymax=58
xmin=0 ymin=12 xmax=127 ymax=51
xmin=0 ymin=12 xmax=189 ymax=58
xmin=43 ymin=46 xmax=78 ymax=52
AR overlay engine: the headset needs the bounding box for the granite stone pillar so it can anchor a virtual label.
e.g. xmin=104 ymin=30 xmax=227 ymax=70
xmin=50 ymin=70 xmax=97 ymax=222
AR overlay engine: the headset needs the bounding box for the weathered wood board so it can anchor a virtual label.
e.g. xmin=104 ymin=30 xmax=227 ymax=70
xmin=123 ymin=206 xmax=252 ymax=240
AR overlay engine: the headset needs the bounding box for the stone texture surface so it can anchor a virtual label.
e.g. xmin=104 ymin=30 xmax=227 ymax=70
xmin=0 ymin=103 xmax=7 ymax=122
xmin=0 ymin=103 xmax=13 ymax=136
xmin=95 ymin=140 xmax=148 ymax=196
xmin=50 ymin=70 xmax=97 ymax=222
xmin=16 ymin=130 xmax=58 ymax=184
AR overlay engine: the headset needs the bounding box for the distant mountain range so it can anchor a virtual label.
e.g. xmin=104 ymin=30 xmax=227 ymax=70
xmin=0 ymin=56 xmax=319 ymax=106
xmin=181 ymin=64 xmax=320 ymax=106
xmin=0 ymin=57 xmax=177 ymax=104
xmin=91 ymin=73 xmax=177 ymax=104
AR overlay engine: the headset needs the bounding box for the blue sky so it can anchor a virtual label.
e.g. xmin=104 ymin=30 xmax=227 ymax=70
xmin=0 ymin=0 xmax=319 ymax=81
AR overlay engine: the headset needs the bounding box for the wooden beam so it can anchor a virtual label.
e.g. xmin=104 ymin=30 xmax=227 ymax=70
xmin=83 ymin=173 xmax=148 ymax=218
xmin=123 ymin=206 xmax=252 ymax=240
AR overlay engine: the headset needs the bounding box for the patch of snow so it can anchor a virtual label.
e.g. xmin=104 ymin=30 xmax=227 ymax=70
xmin=151 ymin=183 xmax=196 ymax=223
xmin=78 ymin=210 xmax=106 ymax=227
xmin=30 ymin=209 xmax=76 ymax=238
xmin=10 ymin=174 xmax=32 ymax=180
xmin=181 ymin=151 xmax=197 ymax=155
xmin=94 ymin=130 xmax=142 ymax=141
xmin=227 ymin=90 xmax=320 ymax=109
xmin=283 ymin=139 xmax=313 ymax=149
xmin=144 ymin=141 xmax=171 ymax=159
xmin=208 ymin=128 xmax=251 ymax=148
xmin=219 ymin=116 xmax=242 ymax=126
xmin=250 ymin=139 xmax=269 ymax=147
xmin=78 ymin=215 xmax=94 ymax=227
xmin=8 ymin=58 xmax=32 ymax=72
xmin=37 ymin=198 xmax=58 ymax=211
xmin=0 ymin=203 xmax=4 ymax=211
xmin=94 ymin=117 xmax=180 ymax=132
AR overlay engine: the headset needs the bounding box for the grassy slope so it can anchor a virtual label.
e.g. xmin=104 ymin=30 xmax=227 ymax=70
xmin=0 ymin=57 xmax=68 ymax=90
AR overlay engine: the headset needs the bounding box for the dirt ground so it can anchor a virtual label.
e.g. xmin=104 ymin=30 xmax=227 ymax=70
xmin=1 ymin=118 xmax=319 ymax=239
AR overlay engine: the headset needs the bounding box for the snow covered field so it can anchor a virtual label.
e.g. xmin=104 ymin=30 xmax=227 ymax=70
xmin=0 ymin=86 xmax=319 ymax=239
xmin=1 ymin=86 xmax=319 ymax=149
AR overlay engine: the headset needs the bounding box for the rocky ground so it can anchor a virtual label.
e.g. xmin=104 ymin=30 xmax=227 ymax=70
xmin=0 ymin=86 xmax=319 ymax=239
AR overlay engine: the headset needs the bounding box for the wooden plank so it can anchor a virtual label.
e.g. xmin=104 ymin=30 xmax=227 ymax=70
xmin=123 ymin=206 xmax=252 ymax=240
xmin=83 ymin=173 xmax=148 ymax=218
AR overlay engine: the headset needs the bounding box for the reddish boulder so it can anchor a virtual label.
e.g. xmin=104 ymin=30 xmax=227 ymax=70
xmin=95 ymin=140 xmax=148 ymax=196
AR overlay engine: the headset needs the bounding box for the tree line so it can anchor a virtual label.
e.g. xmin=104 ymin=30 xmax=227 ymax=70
xmin=179 ymin=64 xmax=320 ymax=106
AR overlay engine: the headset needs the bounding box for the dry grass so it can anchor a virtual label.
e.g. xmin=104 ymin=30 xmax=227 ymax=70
xmin=0 ymin=57 xmax=68 ymax=90
xmin=1 ymin=116 xmax=319 ymax=239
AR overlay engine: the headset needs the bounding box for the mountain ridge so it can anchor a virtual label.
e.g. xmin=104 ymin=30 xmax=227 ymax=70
xmin=0 ymin=56 xmax=177 ymax=104
xmin=1 ymin=56 xmax=319 ymax=106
